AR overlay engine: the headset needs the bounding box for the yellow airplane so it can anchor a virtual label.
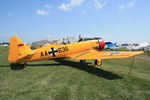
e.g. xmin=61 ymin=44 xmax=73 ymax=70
xmin=8 ymin=36 xmax=143 ymax=67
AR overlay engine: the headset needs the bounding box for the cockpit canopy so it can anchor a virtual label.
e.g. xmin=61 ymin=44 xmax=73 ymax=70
xmin=78 ymin=37 xmax=102 ymax=42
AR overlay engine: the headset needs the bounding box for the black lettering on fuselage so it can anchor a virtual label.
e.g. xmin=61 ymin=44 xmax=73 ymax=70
xmin=41 ymin=52 xmax=44 ymax=57
xmin=40 ymin=46 xmax=69 ymax=57
xmin=45 ymin=51 xmax=48 ymax=56
xmin=58 ymin=46 xmax=69 ymax=53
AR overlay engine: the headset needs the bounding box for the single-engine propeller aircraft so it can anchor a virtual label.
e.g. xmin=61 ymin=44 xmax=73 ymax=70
xmin=8 ymin=36 xmax=143 ymax=67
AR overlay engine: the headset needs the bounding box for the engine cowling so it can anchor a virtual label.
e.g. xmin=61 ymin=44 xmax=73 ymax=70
xmin=97 ymin=39 xmax=105 ymax=51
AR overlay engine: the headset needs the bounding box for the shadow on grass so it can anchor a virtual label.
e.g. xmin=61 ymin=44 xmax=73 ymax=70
xmin=0 ymin=63 xmax=25 ymax=70
xmin=0 ymin=59 xmax=122 ymax=80
xmin=0 ymin=65 xmax=9 ymax=67
xmin=10 ymin=63 xmax=26 ymax=70
xmin=28 ymin=59 xmax=122 ymax=80
xmin=53 ymin=59 xmax=122 ymax=80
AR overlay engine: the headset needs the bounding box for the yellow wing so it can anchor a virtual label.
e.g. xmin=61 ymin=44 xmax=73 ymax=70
xmin=67 ymin=50 xmax=143 ymax=60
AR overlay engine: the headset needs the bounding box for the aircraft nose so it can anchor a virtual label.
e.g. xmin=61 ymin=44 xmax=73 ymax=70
xmin=98 ymin=38 xmax=105 ymax=51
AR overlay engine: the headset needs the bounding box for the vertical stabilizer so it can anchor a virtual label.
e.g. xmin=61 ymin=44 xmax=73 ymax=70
xmin=8 ymin=36 xmax=32 ymax=63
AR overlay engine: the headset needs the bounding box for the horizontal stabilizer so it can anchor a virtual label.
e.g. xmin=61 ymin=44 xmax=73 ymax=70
xmin=18 ymin=51 xmax=36 ymax=60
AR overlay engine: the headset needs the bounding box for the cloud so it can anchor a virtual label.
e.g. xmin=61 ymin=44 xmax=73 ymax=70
xmin=127 ymin=1 xmax=135 ymax=8
xmin=94 ymin=0 xmax=107 ymax=9
xmin=58 ymin=0 xmax=85 ymax=11
xmin=81 ymin=9 xmax=87 ymax=14
xmin=44 ymin=4 xmax=52 ymax=9
xmin=36 ymin=4 xmax=53 ymax=16
xmin=118 ymin=5 xmax=125 ymax=10
xmin=119 ymin=1 xmax=135 ymax=10
xmin=36 ymin=9 xmax=49 ymax=15
xmin=8 ymin=13 xmax=15 ymax=16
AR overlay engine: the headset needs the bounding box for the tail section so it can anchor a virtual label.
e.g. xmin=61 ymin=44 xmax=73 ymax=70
xmin=8 ymin=36 xmax=35 ymax=63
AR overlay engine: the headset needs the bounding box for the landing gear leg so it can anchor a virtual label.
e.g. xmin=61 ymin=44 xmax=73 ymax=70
xmin=94 ymin=60 xmax=102 ymax=66
xmin=80 ymin=60 xmax=86 ymax=63
xmin=24 ymin=63 xmax=27 ymax=67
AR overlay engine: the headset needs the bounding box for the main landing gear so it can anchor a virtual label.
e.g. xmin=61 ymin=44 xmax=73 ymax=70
xmin=80 ymin=59 xmax=102 ymax=66
xmin=94 ymin=60 xmax=102 ymax=66
xmin=80 ymin=60 xmax=86 ymax=63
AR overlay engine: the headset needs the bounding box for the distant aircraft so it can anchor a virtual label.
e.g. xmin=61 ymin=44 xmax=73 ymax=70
xmin=144 ymin=45 xmax=150 ymax=51
xmin=144 ymin=45 xmax=150 ymax=57
xmin=105 ymin=42 xmax=117 ymax=49
xmin=105 ymin=42 xmax=126 ymax=50
xmin=0 ymin=42 xmax=9 ymax=47
xmin=0 ymin=44 xmax=8 ymax=47
xmin=110 ymin=46 xmax=126 ymax=50
xmin=8 ymin=36 xmax=143 ymax=67
xmin=127 ymin=42 xmax=150 ymax=51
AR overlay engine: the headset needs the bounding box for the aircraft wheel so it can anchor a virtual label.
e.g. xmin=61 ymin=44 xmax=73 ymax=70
xmin=80 ymin=60 xmax=86 ymax=63
xmin=94 ymin=60 xmax=102 ymax=66
xmin=24 ymin=63 xmax=27 ymax=67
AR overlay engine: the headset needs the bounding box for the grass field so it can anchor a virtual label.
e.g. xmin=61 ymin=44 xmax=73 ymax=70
xmin=0 ymin=46 xmax=150 ymax=100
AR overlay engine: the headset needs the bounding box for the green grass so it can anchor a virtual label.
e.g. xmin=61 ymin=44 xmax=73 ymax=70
xmin=0 ymin=46 xmax=150 ymax=100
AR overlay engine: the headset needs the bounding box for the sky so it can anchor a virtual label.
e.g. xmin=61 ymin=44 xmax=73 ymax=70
xmin=0 ymin=0 xmax=150 ymax=43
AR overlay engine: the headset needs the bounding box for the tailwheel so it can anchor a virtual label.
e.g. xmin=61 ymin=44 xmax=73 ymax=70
xmin=94 ymin=60 xmax=102 ymax=66
xmin=80 ymin=60 xmax=86 ymax=63
xmin=24 ymin=63 xmax=27 ymax=67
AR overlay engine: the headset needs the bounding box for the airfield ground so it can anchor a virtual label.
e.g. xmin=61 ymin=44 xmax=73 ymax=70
xmin=0 ymin=47 xmax=150 ymax=100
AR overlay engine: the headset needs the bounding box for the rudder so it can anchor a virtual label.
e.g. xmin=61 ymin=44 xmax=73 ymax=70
xmin=8 ymin=36 xmax=32 ymax=63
